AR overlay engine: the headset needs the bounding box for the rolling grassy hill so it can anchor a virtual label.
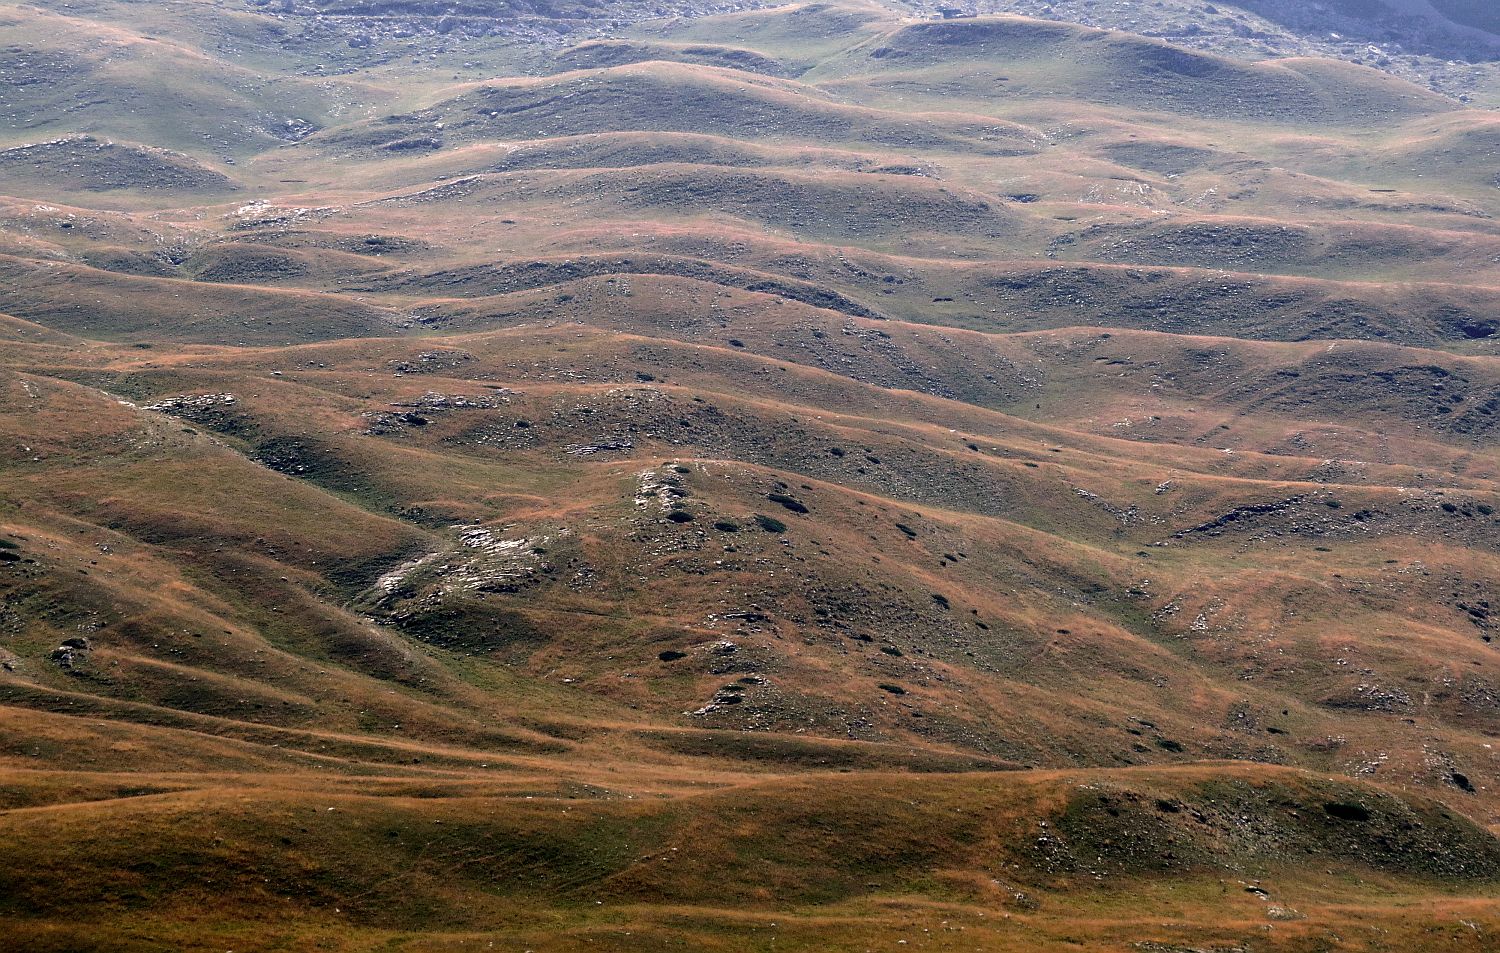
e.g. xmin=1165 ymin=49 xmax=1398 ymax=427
xmin=2 ymin=0 xmax=1499 ymax=950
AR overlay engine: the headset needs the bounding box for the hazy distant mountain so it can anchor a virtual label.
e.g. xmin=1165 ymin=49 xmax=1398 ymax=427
xmin=1239 ymin=0 xmax=1500 ymax=55
xmin=910 ymin=0 xmax=1500 ymax=102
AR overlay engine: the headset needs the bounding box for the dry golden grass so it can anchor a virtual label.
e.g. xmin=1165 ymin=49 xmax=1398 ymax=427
xmin=2 ymin=0 xmax=1500 ymax=947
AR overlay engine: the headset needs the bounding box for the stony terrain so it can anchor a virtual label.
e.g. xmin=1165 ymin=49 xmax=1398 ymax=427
xmin=1 ymin=0 xmax=1499 ymax=950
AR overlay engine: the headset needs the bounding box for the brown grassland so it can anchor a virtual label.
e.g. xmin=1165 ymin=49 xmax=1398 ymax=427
xmin=1 ymin=0 xmax=1499 ymax=949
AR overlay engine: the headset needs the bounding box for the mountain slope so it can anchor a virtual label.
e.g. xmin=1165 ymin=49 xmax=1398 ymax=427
xmin=2 ymin=1 xmax=1499 ymax=950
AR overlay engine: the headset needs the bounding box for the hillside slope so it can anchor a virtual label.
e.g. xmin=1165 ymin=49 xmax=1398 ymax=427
xmin=2 ymin=1 xmax=1499 ymax=950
